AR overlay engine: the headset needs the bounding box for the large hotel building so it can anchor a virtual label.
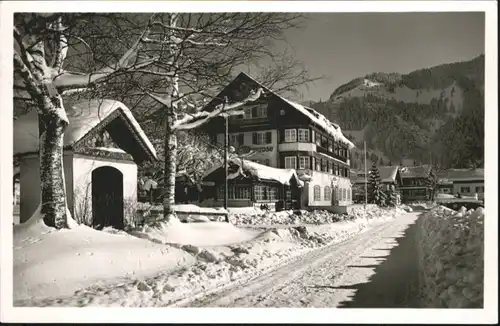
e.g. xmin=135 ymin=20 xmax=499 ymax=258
xmin=201 ymin=72 xmax=355 ymax=212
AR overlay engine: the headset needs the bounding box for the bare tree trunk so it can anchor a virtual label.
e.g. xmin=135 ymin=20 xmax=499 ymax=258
xmin=38 ymin=99 xmax=70 ymax=228
xmin=163 ymin=118 xmax=178 ymax=222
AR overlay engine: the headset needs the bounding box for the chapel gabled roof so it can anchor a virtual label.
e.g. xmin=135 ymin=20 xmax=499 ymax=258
xmin=14 ymin=99 xmax=157 ymax=163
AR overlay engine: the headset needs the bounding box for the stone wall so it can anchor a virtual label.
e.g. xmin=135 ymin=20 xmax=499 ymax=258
xmin=416 ymin=206 xmax=484 ymax=308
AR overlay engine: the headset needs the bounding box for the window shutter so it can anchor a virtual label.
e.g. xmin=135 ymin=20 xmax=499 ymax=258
xmin=252 ymin=132 xmax=257 ymax=144
xmin=252 ymin=107 xmax=258 ymax=118
xmin=266 ymin=132 xmax=272 ymax=144
xmin=238 ymin=134 xmax=244 ymax=145
xmin=311 ymin=130 xmax=315 ymax=143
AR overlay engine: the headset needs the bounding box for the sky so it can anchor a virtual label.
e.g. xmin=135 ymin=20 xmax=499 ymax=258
xmin=276 ymin=12 xmax=485 ymax=102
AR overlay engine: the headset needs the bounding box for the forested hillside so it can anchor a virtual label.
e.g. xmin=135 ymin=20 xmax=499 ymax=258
xmin=311 ymin=55 xmax=484 ymax=169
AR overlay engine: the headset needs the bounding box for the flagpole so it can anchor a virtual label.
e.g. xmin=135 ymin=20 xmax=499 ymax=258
xmin=364 ymin=141 xmax=367 ymax=208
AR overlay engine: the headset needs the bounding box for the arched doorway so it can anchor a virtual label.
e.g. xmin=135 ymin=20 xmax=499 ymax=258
xmin=92 ymin=166 xmax=124 ymax=229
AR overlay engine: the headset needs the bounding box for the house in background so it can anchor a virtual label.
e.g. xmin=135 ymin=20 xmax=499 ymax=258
xmin=14 ymin=99 xmax=157 ymax=229
xmin=199 ymin=72 xmax=355 ymax=213
xmin=436 ymin=168 xmax=485 ymax=200
xmin=352 ymin=165 xmax=403 ymax=204
xmin=399 ymin=165 xmax=432 ymax=202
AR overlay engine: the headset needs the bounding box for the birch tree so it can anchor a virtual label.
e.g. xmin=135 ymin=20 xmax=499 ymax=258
xmin=14 ymin=13 xmax=158 ymax=228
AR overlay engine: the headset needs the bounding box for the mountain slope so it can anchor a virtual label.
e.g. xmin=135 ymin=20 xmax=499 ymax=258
xmin=311 ymin=55 xmax=484 ymax=169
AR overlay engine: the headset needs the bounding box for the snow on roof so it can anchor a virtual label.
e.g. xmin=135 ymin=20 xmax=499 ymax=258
xmin=400 ymin=165 xmax=432 ymax=178
xmin=205 ymin=158 xmax=304 ymax=187
xmin=231 ymin=158 xmax=304 ymax=187
xmin=436 ymin=168 xmax=484 ymax=181
xmin=219 ymin=72 xmax=355 ymax=149
xmin=353 ymin=166 xmax=400 ymax=183
xmin=276 ymin=96 xmax=355 ymax=149
xmin=14 ymin=99 xmax=157 ymax=159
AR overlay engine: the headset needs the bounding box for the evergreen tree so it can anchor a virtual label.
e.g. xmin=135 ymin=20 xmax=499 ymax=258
xmin=368 ymin=162 xmax=386 ymax=206
xmin=386 ymin=184 xmax=397 ymax=207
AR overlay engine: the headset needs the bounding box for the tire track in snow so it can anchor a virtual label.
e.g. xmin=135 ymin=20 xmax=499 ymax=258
xmin=186 ymin=213 xmax=419 ymax=307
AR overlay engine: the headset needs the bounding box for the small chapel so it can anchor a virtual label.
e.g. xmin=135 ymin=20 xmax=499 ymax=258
xmin=14 ymin=99 xmax=157 ymax=229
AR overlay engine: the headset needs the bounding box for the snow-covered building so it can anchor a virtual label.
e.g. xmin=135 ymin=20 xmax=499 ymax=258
xmin=203 ymin=157 xmax=304 ymax=210
xmin=436 ymin=168 xmax=484 ymax=199
xmin=399 ymin=165 xmax=432 ymax=202
xmin=14 ymin=99 xmax=157 ymax=228
xmin=352 ymin=165 xmax=403 ymax=203
xmin=200 ymin=72 xmax=355 ymax=212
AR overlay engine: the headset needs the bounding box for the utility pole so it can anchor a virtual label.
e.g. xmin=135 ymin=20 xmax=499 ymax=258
xmin=224 ymin=114 xmax=228 ymax=212
xmin=364 ymin=141 xmax=368 ymax=208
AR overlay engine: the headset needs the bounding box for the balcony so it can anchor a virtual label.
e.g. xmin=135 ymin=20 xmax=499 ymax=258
xmin=278 ymin=142 xmax=317 ymax=152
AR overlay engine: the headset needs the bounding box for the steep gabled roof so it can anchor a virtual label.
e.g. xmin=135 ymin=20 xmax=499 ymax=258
xmin=14 ymin=99 xmax=157 ymax=163
xmin=203 ymin=72 xmax=355 ymax=149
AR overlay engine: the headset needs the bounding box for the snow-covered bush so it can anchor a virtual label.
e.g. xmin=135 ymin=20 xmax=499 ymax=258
xmin=416 ymin=206 xmax=484 ymax=308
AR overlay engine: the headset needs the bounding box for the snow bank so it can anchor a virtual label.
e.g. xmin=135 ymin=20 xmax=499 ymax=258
xmin=231 ymin=205 xmax=405 ymax=226
xmin=416 ymin=206 xmax=484 ymax=308
xmin=14 ymin=219 xmax=194 ymax=303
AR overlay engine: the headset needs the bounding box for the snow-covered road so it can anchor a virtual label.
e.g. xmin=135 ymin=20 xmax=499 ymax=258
xmin=185 ymin=212 xmax=421 ymax=308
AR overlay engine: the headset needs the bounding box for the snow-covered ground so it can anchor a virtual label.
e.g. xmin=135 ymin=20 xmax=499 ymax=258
xmin=416 ymin=205 xmax=484 ymax=308
xmin=14 ymin=205 xmax=407 ymax=307
xmin=14 ymin=216 xmax=194 ymax=303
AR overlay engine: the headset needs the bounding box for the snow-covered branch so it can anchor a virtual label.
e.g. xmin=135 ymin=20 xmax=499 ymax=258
xmin=51 ymin=20 xmax=155 ymax=90
xmin=173 ymin=88 xmax=264 ymax=130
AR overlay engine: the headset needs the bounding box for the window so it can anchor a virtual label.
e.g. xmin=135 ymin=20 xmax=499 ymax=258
xmin=315 ymin=132 xmax=322 ymax=146
xmin=285 ymin=156 xmax=297 ymax=169
xmin=311 ymin=157 xmax=315 ymax=171
xmin=342 ymin=188 xmax=347 ymax=201
xmin=255 ymin=184 xmax=278 ymax=201
xmin=460 ymin=186 xmax=471 ymax=193
xmin=315 ymin=158 xmax=321 ymax=171
xmin=324 ymin=186 xmax=332 ymax=201
xmin=253 ymin=132 xmax=272 ymax=145
xmin=334 ymin=163 xmax=339 ymax=176
xmin=335 ymin=142 xmax=340 ymax=155
xmin=313 ymin=185 xmax=321 ymax=201
xmin=347 ymin=189 xmax=351 ymax=201
xmin=217 ymin=185 xmax=250 ymax=200
xmin=230 ymin=134 xmax=244 ymax=146
xmin=284 ymin=129 xmax=297 ymax=142
xmin=242 ymin=107 xmax=252 ymax=119
xmin=235 ymin=186 xmax=250 ymax=200
xmin=267 ymin=186 xmax=278 ymax=200
xmin=328 ymin=161 xmax=333 ymax=174
xmin=321 ymin=135 xmax=328 ymax=148
xmin=298 ymin=156 xmax=310 ymax=169
xmin=475 ymin=186 xmax=485 ymax=193
xmin=321 ymin=159 xmax=327 ymax=172
xmin=328 ymin=139 xmax=333 ymax=152
xmin=285 ymin=189 xmax=292 ymax=201
xmin=298 ymin=129 xmax=310 ymax=142
xmin=254 ymin=185 xmax=265 ymax=201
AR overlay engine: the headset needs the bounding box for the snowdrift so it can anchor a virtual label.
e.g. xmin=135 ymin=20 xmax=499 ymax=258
xmin=416 ymin=206 xmax=484 ymax=308
xmin=14 ymin=215 xmax=194 ymax=303
xmin=231 ymin=205 xmax=405 ymax=226
xmin=130 ymin=220 xmax=262 ymax=247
